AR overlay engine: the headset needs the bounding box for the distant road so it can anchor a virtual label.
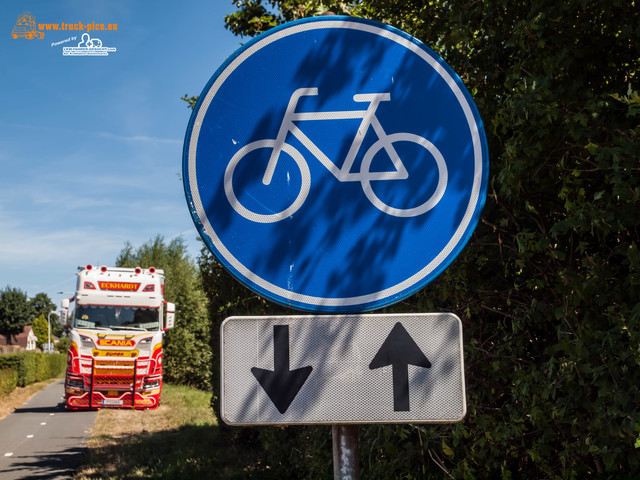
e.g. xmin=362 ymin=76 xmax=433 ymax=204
xmin=0 ymin=380 xmax=97 ymax=479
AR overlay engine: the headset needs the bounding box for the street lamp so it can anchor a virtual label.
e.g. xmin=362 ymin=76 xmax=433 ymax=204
xmin=57 ymin=291 xmax=74 ymax=326
xmin=46 ymin=310 xmax=55 ymax=354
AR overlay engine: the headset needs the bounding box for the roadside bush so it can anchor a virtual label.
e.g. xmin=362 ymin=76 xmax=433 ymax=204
xmin=56 ymin=337 xmax=70 ymax=353
xmin=0 ymin=368 xmax=18 ymax=399
xmin=0 ymin=352 xmax=66 ymax=387
xmin=42 ymin=353 xmax=66 ymax=380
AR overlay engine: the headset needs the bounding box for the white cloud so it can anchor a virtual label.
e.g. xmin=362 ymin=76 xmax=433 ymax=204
xmin=0 ymin=213 xmax=125 ymax=267
xmin=96 ymin=132 xmax=181 ymax=144
xmin=0 ymin=121 xmax=181 ymax=147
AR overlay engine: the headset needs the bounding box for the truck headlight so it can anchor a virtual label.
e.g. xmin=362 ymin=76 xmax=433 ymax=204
xmin=67 ymin=376 xmax=84 ymax=390
xmin=143 ymin=379 xmax=160 ymax=390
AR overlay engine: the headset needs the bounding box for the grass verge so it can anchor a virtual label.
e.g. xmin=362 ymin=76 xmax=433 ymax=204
xmin=0 ymin=377 xmax=59 ymax=420
xmin=73 ymin=384 xmax=264 ymax=479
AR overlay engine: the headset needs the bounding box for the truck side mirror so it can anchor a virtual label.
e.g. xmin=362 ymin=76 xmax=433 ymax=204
xmin=60 ymin=299 xmax=70 ymax=326
xmin=165 ymin=302 xmax=175 ymax=329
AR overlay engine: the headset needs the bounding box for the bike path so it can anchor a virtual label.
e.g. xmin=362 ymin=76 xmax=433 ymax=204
xmin=0 ymin=379 xmax=97 ymax=479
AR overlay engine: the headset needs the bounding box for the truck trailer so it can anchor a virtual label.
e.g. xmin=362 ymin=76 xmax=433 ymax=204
xmin=60 ymin=265 xmax=175 ymax=409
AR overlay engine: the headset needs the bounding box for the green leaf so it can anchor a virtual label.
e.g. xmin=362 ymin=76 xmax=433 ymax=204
xmin=442 ymin=440 xmax=454 ymax=457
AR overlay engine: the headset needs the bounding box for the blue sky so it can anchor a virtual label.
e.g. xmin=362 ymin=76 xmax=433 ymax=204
xmin=1 ymin=1 xmax=243 ymax=308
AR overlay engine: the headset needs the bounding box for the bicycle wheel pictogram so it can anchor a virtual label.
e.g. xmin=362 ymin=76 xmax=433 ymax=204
xmin=224 ymin=140 xmax=310 ymax=223
xmin=360 ymin=133 xmax=448 ymax=217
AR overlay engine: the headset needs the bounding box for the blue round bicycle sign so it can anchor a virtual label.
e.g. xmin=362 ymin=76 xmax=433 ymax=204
xmin=183 ymin=16 xmax=489 ymax=312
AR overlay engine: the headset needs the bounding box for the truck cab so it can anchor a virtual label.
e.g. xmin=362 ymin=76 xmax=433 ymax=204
xmin=62 ymin=265 xmax=175 ymax=409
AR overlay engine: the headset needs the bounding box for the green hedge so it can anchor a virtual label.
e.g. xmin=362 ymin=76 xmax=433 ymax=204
xmin=0 ymin=352 xmax=66 ymax=389
xmin=0 ymin=368 xmax=18 ymax=399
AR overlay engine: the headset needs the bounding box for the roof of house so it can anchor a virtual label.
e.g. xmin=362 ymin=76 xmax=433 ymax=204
xmin=0 ymin=325 xmax=36 ymax=347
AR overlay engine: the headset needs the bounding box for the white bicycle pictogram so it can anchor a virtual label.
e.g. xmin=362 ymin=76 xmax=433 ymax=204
xmin=224 ymin=87 xmax=448 ymax=223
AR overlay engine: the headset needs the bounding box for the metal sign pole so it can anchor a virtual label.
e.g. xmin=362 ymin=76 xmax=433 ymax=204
xmin=332 ymin=425 xmax=359 ymax=480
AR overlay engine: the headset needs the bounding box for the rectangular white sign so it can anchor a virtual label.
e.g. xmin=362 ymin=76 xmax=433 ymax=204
xmin=221 ymin=313 xmax=466 ymax=425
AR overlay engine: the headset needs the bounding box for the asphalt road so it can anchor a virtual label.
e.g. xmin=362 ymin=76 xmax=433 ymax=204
xmin=0 ymin=379 xmax=97 ymax=479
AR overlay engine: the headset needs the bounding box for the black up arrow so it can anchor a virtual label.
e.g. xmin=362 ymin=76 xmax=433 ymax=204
xmin=251 ymin=325 xmax=312 ymax=414
xmin=369 ymin=322 xmax=431 ymax=411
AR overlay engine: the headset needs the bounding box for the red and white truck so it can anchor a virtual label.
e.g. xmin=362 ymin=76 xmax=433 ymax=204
xmin=60 ymin=265 xmax=175 ymax=409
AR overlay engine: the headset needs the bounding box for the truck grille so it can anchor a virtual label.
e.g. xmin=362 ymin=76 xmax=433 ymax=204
xmin=76 ymin=358 xmax=157 ymax=408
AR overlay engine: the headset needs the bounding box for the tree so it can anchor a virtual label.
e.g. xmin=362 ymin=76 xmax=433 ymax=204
xmin=31 ymin=314 xmax=49 ymax=349
xmin=0 ymin=286 xmax=33 ymax=345
xmin=56 ymin=336 xmax=70 ymax=353
xmin=224 ymin=0 xmax=351 ymax=36
xmin=116 ymin=235 xmax=212 ymax=390
xmin=29 ymin=292 xmax=63 ymax=337
xmin=193 ymin=1 xmax=640 ymax=478
xmin=29 ymin=292 xmax=56 ymax=321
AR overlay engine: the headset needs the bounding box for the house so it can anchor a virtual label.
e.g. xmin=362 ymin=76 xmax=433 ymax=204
xmin=0 ymin=325 xmax=38 ymax=351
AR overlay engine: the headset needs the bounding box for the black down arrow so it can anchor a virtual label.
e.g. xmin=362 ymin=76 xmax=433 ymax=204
xmin=369 ymin=322 xmax=431 ymax=411
xmin=251 ymin=325 xmax=312 ymax=414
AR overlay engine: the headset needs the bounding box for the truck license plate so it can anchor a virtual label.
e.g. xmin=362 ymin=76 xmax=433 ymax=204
xmin=102 ymin=399 xmax=123 ymax=406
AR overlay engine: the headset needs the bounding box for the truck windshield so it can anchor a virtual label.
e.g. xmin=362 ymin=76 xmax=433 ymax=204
xmin=74 ymin=305 xmax=160 ymax=331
